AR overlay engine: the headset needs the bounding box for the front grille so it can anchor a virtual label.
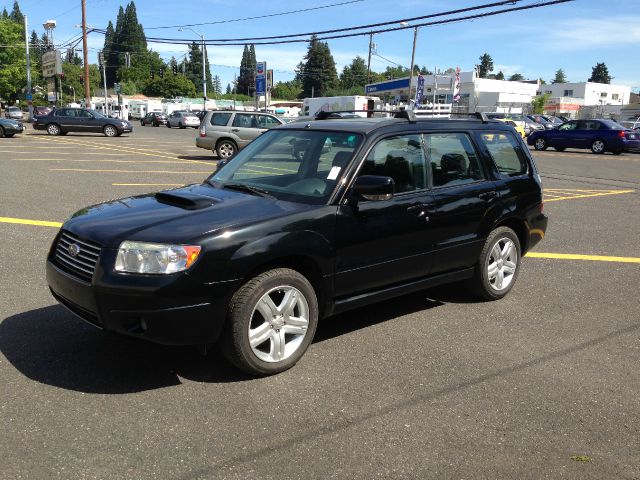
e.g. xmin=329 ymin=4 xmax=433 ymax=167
xmin=54 ymin=231 xmax=102 ymax=283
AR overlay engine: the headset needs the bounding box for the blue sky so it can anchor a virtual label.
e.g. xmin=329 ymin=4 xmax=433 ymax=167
xmin=9 ymin=0 xmax=640 ymax=92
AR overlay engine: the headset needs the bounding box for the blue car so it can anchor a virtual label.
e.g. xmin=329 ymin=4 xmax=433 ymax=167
xmin=527 ymin=119 xmax=640 ymax=154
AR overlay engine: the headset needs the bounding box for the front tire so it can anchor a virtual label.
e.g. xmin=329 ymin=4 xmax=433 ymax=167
xmin=470 ymin=226 xmax=521 ymax=300
xmin=216 ymin=140 xmax=237 ymax=159
xmin=591 ymin=139 xmax=606 ymax=154
xmin=220 ymin=268 xmax=319 ymax=376
xmin=46 ymin=123 xmax=61 ymax=136
xmin=179 ymin=122 xmax=185 ymax=129
xmin=103 ymin=125 xmax=118 ymax=137
xmin=533 ymin=137 xmax=547 ymax=150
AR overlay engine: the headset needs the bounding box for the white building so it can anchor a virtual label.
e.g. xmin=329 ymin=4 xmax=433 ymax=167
xmin=365 ymin=70 xmax=540 ymax=114
xmin=538 ymin=82 xmax=630 ymax=118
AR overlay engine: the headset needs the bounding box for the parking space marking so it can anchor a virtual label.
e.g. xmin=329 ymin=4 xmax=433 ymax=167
xmin=7 ymin=158 xmax=208 ymax=165
xmin=50 ymin=168 xmax=210 ymax=174
xmin=0 ymin=216 xmax=62 ymax=228
xmin=113 ymin=183 xmax=184 ymax=187
xmin=526 ymin=252 xmax=640 ymax=264
xmin=32 ymin=136 xmax=213 ymax=166
xmin=544 ymin=188 xmax=634 ymax=202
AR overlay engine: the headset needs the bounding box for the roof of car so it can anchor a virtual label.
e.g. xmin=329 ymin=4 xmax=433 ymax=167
xmin=278 ymin=115 xmax=512 ymax=134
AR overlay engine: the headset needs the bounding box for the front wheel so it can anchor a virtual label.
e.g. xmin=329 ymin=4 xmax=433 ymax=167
xmin=533 ymin=137 xmax=547 ymax=150
xmin=216 ymin=140 xmax=237 ymax=159
xmin=46 ymin=123 xmax=61 ymax=136
xmin=103 ymin=125 xmax=118 ymax=137
xmin=470 ymin=226 xmax=521 ymax=300
xmin=220 ymin=268 xmax=319 ymax=376
xmin=591 ymin=139 xmax=606 ymax=154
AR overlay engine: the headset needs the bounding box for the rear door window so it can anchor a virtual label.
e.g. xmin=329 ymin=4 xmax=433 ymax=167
xmin=477 ymin=132 xmax=528 ymax=176
xmin=424 ymin=133 xmax=486 ymax=188
xmin=209 ymin=112 xmax=232 ymax=126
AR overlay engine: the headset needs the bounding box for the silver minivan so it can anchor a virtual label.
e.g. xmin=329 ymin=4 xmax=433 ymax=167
xmin=196 ymin=110 xmax=285 ymax=158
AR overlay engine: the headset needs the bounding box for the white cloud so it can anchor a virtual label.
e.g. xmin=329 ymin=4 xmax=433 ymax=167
xmin=545 ymin=15 xmax=640 ymax=51
xmin=493 ymin=64 xmax=523 ymax=77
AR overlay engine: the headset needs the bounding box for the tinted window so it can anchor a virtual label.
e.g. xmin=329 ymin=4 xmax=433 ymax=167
xmin=256 ymin=115 xmax=281 ymax=128
xmin=558 ymin=121 xmax=578 ymax=131
xmin=209 ymin=112 xmax=232 ymax=126
xmin=478 ymin=132 xmax=528 ymax=176
xmin=78 ymin=110 xmax=93 ymax=118
xmin=360 ymin=134 xmax=427 ymax=194
xmin=580 ymin=120 xmax=601 ymax=130
xmin=424 ymin=133 xmax=485 ymax=188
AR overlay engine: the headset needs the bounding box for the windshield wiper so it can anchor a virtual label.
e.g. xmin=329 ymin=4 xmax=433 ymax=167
xmin=222 ymin=183 xmax=273 ymax=198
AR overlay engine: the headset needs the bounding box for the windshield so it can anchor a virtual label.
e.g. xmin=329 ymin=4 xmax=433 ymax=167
xmin=87 ymin=109 xmax=106 ymax=118
xmin=209 ymin=129 xmax=363 ymax=204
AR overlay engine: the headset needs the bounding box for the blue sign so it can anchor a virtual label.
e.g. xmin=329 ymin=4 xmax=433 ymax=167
xmin=255 ymin=77 xmax=266 ymax=95
xmin=415 ymin=75 xmax=425 ymax=103
xmin=365 ymin=77 xmax=410 ymax=94
xmin=25 ymin=93 xmax=33 ymax=100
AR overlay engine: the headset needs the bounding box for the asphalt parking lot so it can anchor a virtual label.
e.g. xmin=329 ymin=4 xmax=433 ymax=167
xmin=1 ymin=125 xmax=639 ymax=479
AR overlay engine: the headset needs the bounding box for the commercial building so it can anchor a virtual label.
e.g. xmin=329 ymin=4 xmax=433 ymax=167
xmin=537 ymin=82 xmax=631 ymax=118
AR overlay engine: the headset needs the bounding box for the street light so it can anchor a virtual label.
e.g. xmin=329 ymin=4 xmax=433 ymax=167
xmin=400 ymin=22 xmax=419 ymax=107
xmin=179 ymin=27 xmax=207 ymax=109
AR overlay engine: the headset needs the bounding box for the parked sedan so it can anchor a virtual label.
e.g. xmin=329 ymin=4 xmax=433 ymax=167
xmin=140 ymin=112 xmax=168 ymax=127
xmin=527 ymin=119 xmax=640 ymax=154
xmin=526 ymin=114 xmax=556 ymax=130
xmin=33 ymin=108 xmax=133 ymax=137
xmin=167 ymin=111 xmax=200 ymax=129
xmin=0 ymin=117 xmax=25 ymax=137
xmin=4 ymin=106 xmax=23 ymax=120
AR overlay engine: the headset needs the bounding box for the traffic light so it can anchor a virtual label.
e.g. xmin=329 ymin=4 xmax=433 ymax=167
xmin=159 ymin=68 xmax=165 ymax=78
xmin=172 ymin=64 xmax=178 ymax=75
xmin=150 ymin=69 xmax=154 ymax=79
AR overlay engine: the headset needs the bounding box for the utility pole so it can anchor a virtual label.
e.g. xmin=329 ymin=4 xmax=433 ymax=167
xmin=201 ymin=35 xmax=207 ymax=109
xmin=366 ymin=33 xmax=373 ymax=85
xmin=99 ymin=50 xmax=108 ymax=115
xmin=408 ymin=27 xmax=418 ymax=106
xmin=24 ymin=15 xmax=33 ymax=121
xmin=81 ymin=0 xmax=91 ymax=107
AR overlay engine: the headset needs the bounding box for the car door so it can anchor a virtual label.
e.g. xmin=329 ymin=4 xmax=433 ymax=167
xmin=548 ymin=120 xmax=579 ymax=148
xmin=334 ymin=133 xmax=435 ymax=297
xmin=231 ymin=113 xmax=262 ymax=148
xmin=423 ymin=131 xmax=499 ymax=275
xmin=575 ymin=120 xmax=600 ymax=148
xmin=55 ymin=108 xmax=76 ymax=130
xmin=78 ymin=109 xmax=101 ymax=132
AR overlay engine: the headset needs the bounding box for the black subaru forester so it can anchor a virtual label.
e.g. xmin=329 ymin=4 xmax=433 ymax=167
xmin=46 ymin=112 xmax=547 ymax=376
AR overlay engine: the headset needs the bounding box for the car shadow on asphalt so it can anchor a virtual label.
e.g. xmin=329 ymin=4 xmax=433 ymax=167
xmin=177 ymin=155 xmax=216 ymax=161
xmin=0 ymin=286 xmax=476 ymax=393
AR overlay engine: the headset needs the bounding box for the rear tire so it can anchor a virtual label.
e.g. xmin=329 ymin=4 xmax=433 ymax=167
xmin=179 ymin=122 xmax=185 ymax=129
xmin=0 ymin=126 xmax=5 ymax=137
xmin=216 ymin=140 xmax=237 ymax=159
xmin=533 ymin=137 xmax=547 ymax=150
xmin=220 ymin=268 xmax=318 ymax=376
xmin=470 ymin=226 xmax=521 ymax=300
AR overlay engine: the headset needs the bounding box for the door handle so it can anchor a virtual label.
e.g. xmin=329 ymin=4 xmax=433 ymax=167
xmin=231 ymin=128 xmax=240 ymax=132
xmin=407 ymin=204 xmax=432 ymax=222
xmin=479 ymin=191 xmax=497 ymax=201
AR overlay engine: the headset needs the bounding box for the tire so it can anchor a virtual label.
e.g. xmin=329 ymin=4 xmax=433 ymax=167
xmin=591 ymin=139 xmax=606 ymax=154
xmin=216 ymin=140 xmax=237 ymax=159
xmin=533 ymin=137 xmax=547 ymax=150
xmin=153 ymin=122 xmax=158 ymax=127
xmin=179 ymin=122 xmax=185 ymax=129
xmin=166 ymin=123 xmax=171 ymax=128
xmin=46 ymin=123 xmax=61 ymax=136
xmin=140 ymin=120 xmax=144 ymax=126
xmin=220 ymin=268 xmax=319 ymax=376
xmin=554 ymin=147 xmax=566 ymax=152
xmin=0 ymin=126 xmax=4 ymax=137
xmin=6 ymin=133 xmax=14 ymax=137
xmin=103 ymin=125 xmax=118 ymax=137
xmin=470 ymin=226 xmax=521 ymax=300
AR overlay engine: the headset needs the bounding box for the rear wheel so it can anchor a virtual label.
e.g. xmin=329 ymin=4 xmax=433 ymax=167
xmin=216 ymin=140 xmax=237 ymax=159
xmin=179 ymin=122 xmax=185 ymax=129
xmin=103 ymin=125 xmax=118 ymax=137
xmin=470 ymin=226 xmax=521 ymax=300
xmin=220 ymin=268 xmax=318 ymax=376
xmin=591 ymin=139 xmax=606 ymax=154
xmin=0 ymin=126 xmax=5 ymax=137
xmin=46 ymin=123 xmax=61 ymax=136
xmin=166 ymin=123 xmax=171 ymax=128
xmin=533 ymin=137 xmax=547 ymax=150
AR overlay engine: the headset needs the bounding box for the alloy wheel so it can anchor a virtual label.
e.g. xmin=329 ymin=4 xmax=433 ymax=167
xmin=486 ymin=237 xmax=518 ymax=292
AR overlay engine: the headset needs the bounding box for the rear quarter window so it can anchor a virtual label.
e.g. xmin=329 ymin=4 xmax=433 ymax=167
xmin=209 ymin=112 xmax=232 ymax=126
xmin=478 ymin=131 xmax=528 ymax=176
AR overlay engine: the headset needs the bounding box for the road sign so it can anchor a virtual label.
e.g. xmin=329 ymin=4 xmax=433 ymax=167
xmin=42 ymin=50 xmax=62 ymax=78
xmin=255 ymin=77 xmax=266 ymax=95
xmin=114 ymin=83 xmax=121 ymax=93
xmin=25 ymin=93 xmax=33 ymax=101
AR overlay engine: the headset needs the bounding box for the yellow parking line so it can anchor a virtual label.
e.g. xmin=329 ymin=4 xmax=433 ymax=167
xmin=50 ymin=168 xmax=210 ymax=174
xmin=8 ymin=158 xmax=208 ymax=165
xmin=0 ymin=216 xmax=62 ymax=228
xmin=545 ymin=190 xmax=634 ymax=202
xmin=526 ymin=252 xmax=640 ymax=264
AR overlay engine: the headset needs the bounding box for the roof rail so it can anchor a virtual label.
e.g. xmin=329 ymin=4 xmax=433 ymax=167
xmin=449 ymin=112 xmax=490 ymax=123
xmin=314 ymin=110 xmax=382 ymax=120
xmin=393 ymin=109 xmax=416 ymax=123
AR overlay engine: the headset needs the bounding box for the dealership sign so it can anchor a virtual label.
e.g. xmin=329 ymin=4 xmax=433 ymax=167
xmin=42 ymin=50 xmax=62 ymax=77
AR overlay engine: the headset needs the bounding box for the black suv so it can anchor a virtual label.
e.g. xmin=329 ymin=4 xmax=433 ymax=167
xmin=46 ymin=112 xmax=547 ymax=375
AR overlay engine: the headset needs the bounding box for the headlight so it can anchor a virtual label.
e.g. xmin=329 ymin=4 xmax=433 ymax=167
xmin=120 ymin=121 xmax=128 ymax=127
xmin=115 ymin=241 xmax=201 ymax=274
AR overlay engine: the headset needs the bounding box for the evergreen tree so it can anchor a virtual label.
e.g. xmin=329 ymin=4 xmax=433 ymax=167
xmin=226 ymin=83 xmax=231 ymax=95
xmin=552 ymin=68 xmax=566 ymax=84
xmin=509 ymin=73 xmax=524 ymax=81
xmin=339 ymin=56 xmax=367 ymax=90
xmin=299 ymin=36 xmax=338 ymax=98
xmin=103 ymin=20 xmax=116 ymax=85
xmin=588 ymin=62 xmax=611 ymax=84
xmin=213 ymin=75 xmax=222 ymax=96
xmin=237 ymin=44 xmax=256 ymax=96
xmin=9 ymin=1 xmax=23 ymax=25
xmin=1 ymin=8 xmax=8 ymax=19
xmin=495 ymin=70 xmax=504 ymax=80
xmin=477 ymin=53 xmax=493 ymax=78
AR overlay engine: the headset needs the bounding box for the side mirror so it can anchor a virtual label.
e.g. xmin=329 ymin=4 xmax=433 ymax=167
xmin=351 ymin=175 xmax=394 ymax=201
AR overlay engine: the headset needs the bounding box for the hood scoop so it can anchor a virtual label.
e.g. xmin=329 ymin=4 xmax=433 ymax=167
xmin=155 ymin=191 xmax=219 ymax=210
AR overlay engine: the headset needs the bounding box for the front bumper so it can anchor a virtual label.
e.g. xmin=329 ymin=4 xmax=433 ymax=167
xmin=46 ymin=254 xmax=234 ymax=346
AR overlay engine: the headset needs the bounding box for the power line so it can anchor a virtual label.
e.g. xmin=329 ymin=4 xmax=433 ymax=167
xmin=144 ymin=0 xmax=365 ymax=30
